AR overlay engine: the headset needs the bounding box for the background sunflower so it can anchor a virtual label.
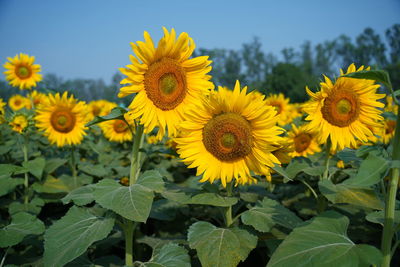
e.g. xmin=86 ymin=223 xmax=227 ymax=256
xmin=3 ymin=53 xmax=42 ymax=90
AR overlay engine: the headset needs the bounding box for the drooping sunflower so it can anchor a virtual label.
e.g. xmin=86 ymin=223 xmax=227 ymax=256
xmin=8 ymin=94 xmax=29 ymax=111
xmin=99 ymin=119 xmax=132 ymax=143
xmin=35 ymin=92 xmax=88 ymax=147
xmin=303 ymin=63 xmax=385 ymax=151
xmin=175 ymin=81 xmax=284 ymax=187
xmin=287 ymin=124 xmax=321 ymax=158
xmin=10 ymin=114 xmax=28 ymax=133
xmin=119 ymin=27 xmax=214 ymax=140
xmin=264 ymin=93 xmax=297 ymax=126
xmin=88 ymin=100 xmax=117 ymax=121
xmin=3 ymin=53 xmax=42 ymax=90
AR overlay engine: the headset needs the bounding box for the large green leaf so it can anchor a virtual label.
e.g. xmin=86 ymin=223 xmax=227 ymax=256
xmin=8 ymin=198 xmax=44 ymax=215
xmin=319 ymin=180 xmax=383 ymax=210
xmin=62 ymin=184 xmax=95 ymax=206
xmin=86 ymin=107 xmax=127 ymax=127
xmin=342 ymin=69 xmax=392 ymax=88
xmin=0 ymin=212 xmax=45 ymax=247
xmin=0 ymin=176 xmax=24 ymax=197
xmin=44 ymin=158 xmax=67 ymax=174
xmin=241 ymin=198 xmax=302 ymax=232
xmin=267 ymin=211 xmax=382 ymax=267
xmin=343 ymin=153 xmax=388 ymax=187
xmin=137 ymin=170 xmax=165 ymax=193
xmin=188 ymin=221 xmax=257 ymax=267
xmin=32 ymin=175 xmax=70 ymax=193
xmin=93 ymin=179 xmax=154 ymax=222
xmin=78 ymin=163 xmax=108 ymax=177
xmin=366 ymin=210 xmax=400 ymax=225
xmin=43 ymin=206 xmax=114 ymax=267
xmin=0 ymin=164 xmax=27 ymax=176
xmin=22 ymin=157 xmax=46 ymax=179
xmin=135 ymin=243 xmax=191 ymax=267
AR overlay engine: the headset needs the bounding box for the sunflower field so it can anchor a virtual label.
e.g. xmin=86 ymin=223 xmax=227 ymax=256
xmin=1 ymin=28 xmax=400 ymax=267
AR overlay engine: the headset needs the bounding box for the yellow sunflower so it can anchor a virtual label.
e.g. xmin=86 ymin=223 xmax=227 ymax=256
xmin=303 ymin=63 xmax=385 ymax=151
xmin=8 ymin=94 xmax=29 ymax=111
xmin=99 ymin=119 xmax=132 ymax=143
xmin=384 ymin=95 xmax=398 ymax=115
xmin=175 ymin=81 xmax=284 ymax=187
xmin=271 ymin=138 xmax=293 ymax=165
xmin=3 ymin=53 xmax=42 ymax=90
xmin=88 ymin=100 xmax=117 ymax=121
xmin=119 ymin=27 xmax=214 ymax=140
xmin=380 ymin=119 xmax=396 ymax=144
xmin=35 ymin=92 xmax=88 ymax=147
xmin=287 ymin=124 xmax=321 ymax=157
xmin=264 ymin=93 xmax=297 ymax=126
xmin=9 ymin=114 xmax=28 ymax=133
xmin=0 ymin=98 xmax=6 ymax=123
xmin=27 ymin=90 xmax=47 ymax=109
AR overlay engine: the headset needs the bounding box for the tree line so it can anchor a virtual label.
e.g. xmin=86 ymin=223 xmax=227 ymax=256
xmin=1 ymin=24 xmax=399 ymax=103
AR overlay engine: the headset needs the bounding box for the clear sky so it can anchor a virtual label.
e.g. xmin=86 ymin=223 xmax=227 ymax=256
xmin=0 ymin=0 xmax=399 ymax=82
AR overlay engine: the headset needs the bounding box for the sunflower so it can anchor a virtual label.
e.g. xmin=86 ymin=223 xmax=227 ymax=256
xmin=287 ymin=124 xmax=321 ymax=157
xmin=0 ymin=98 xmax=6 ymax=123
xmin=175 ymin=81 xmax=284 ymax=187
xmin=8 ymin=94 xmax=29 ymax=111
xmin=3 ymin=53 xmax=42 ymax=90
xmin=99 ymin=119 xmax=132 ymax=143
xmin=384 ymin=95 xmax=398 ymax=115
xmin=271 ymin=138 xmax=293 ymax=164
xmin=10 ymin=114 xmax=28 ymax=133
xmin=27 ymin=90 xmax=47 ymax=109
xmin=380 ymin=119 xmax=396 ymax=144
xmin=264 ymin=93 xmax=297 ymax=126
xmin=119 ymin=27 xmax=214 ymax=140
xmin=35 ymin=92 xmax=88 ymax=147
xmin=303 ymin=63 xmax=385 ymax=151
xmin=88 ymin=100 xmax=117 ymax=121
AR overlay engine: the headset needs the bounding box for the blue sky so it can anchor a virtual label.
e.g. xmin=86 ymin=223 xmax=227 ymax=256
xmin=0 ymin=0 xmax=399 ymax=81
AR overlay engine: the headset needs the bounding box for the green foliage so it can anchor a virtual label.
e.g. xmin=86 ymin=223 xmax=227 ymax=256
xmin=267 ymin=211 xmax=382 ymax=267
xmin=0 ymin=176 xmax=24 ymax=197
xmin=86 ymin=107 xmax=128 ymax=127
xmin=134 ymin=243 xmax=191 ymax=267
xmin=241 ymin=198 xmax=302 ymax=232
xmin=62 ymin=184 xmax=95 ymax=206
xmin=188 ymin=221 xmax=257 ymax=267
xmin=22 ymin=157 xmax=46 ymax=179
xmin=0 ymin=212 xmax=45 ymax=248
xmin=43 ymin=206 xmax=115 ymax=267
xmin=342 ymin=69 xmax=392 ymax=89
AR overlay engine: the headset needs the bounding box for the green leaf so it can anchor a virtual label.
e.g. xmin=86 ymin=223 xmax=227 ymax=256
xmin=0 ymin=212 xmax=45 ymax=248
xmin=0 ymin=176 xmax=24 ymax=197
xmin=267 ymin=211 xmax=382 ymax=267
xmin=366 ymin=210 xmax=400 ymax=225
xmin=271 ymin=165 xmax=291 ymax=181
xmin=22 ymin=157 xmax=46 ymax=179
xmin=188 ymin=221 xmax=257 ymax=267
xmin=136 ymin=243 xmax=191 ymax=267
xmin=32 ymin=175 xmax=69 ymax=193
xmin=394 ymin=89 xmax=400 ymax=97
xmin=86 ymin=107 xmax=127 ymax=127
xmin=150 ymin=199 xmax=179 ymax=221
xmin=44 ymin=206 xmax=114 ymax=267
xmin=137 ymin=170 xmax=165 ymax=193
xmin=285 ymin=159 xmax=311 ymax=179
xmin=93 ymin=179 xmax=154 ymax=222
xmin=342 ymin=69 xmax=392 ymax=88
xmin=0 ymin=164 xmax=27 ymax=176
xmin=8 ymin=198 xmax=44 ymax=215
xmin=319 ymin=180 xmax=383 ymax=210
xmin=78 ymin=163 xmax=108 ymax=177
xmin=241 ymin=198 xmax=302 ymax=232
xmin=343 ymin=153 xmax=389 ymax=187
xmin=302 ymin=166 xmax=325 ymax=176
xmin=45 ymin=158 xmax=67 ymax=174
xmin=62 ymin=185 xmax=95 ymax=206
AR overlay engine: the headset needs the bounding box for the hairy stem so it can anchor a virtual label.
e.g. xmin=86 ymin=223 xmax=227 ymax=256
xmin=129 ymin=124 xmax=144 ymax=185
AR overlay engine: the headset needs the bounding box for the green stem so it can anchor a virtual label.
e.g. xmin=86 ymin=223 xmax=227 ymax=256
xmin=224 ymin=182 xmax=234 ymax=227
xmin=22 ymin=135 xmax=29 ymax=204
xmin=129 ymin=124 xmax=144 ymax=185
xmin=322 ymin=138 xmax=331 ymax=180
xmin=124 ymin=220 xmax=135 ymax=267
xmin=381 ymin=109 xmax=400 ymax=267
xmin=70 ymin=146 xmax=78 ymax=188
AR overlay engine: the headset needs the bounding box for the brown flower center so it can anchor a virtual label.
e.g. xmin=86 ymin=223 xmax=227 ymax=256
xmin=321 ymin=89 xmax=360 ymax=127
xmin=113 ymin=119 xmax=128 ymax=133
xmin=270 ymin=101 xmax=282 ymax=114
xmin=203 ymin=113 xmax=253 ymax=162
xmin=50 ymin=109 xmax=76 ymax=133
xmin=294 ymin=133 xmax=312 ymax=153
xmin=144 ymin=58 xmax=187 ymax=111
xmin=92 ymin=105 xmax=101 ymax=116
xmin=14 ymin=99 xmax=22 ymax=106
xmin=386 ymin=120 xmax=396 ymax=134
xmin=16 ymin=65 xmax=31 ymax=79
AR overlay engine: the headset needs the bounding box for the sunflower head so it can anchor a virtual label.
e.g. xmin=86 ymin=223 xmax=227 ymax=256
xmin=9 ymin=114 xmax=28 ymax=133
xmin=287 ymin=124 xmax=321 ymax=158
xmin=384 ymin=95 xmax=398 ymax=115
xmin=119 ymin=27 xmax=214 ymax=140
xmin=303 ymin=63 xmax=385 ymax=151
xmin=176 ymin=81 xmax=284 ymax=187
xmin=99 ymin=119 xmax=132 ymax=143
xmin=3 ymin=53 xmax=42 ymax=90
xmin=27 ymin=90 xmax=48 ymax=109
xmin=0 ymin=98 xmax=6 ymax=123
xmin=8 ymin=94 xmax=29 ymax=111
xmin=380 ymin=119 xmax=396 ymax=144
xmin=264 ymin=93 xmax=297 ymax=125
xmin=88 ymin=100 xmax=117 ymax=121
xmin=35 ymin=92 xmax=88 ymax=147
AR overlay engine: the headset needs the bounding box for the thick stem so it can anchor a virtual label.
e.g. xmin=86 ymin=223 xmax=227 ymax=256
xmin=381 ymin=109 xmax=400 ymax=267
xmin=322 ymin=138 xmax=331 ymax=180
xmin=70 ymin=146 xmax=78 ymax=188
xmin=124 ymin=220 xmax=135 ymax=267
xmin=23 ymin=135 xmax=29 ymax=204
xmin=129 ymin=124 xmax=144 ymax=185
xmin=224 ymin=182 xmax=234 ymax=227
